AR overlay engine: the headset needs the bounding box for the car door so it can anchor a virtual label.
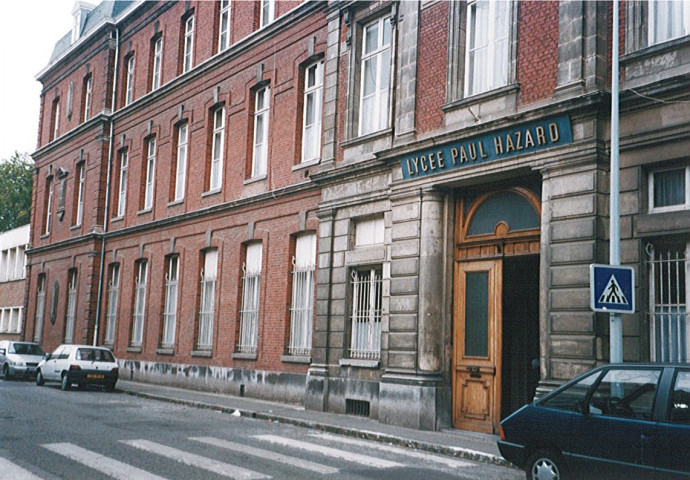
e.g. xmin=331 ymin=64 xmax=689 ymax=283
xmin=0 ymin=341 xmax=7 ymax=365
xmin=572 ymin=367 xmax=662 ymax=479
xmin=44 ymin=346 xmax=64 ymax=381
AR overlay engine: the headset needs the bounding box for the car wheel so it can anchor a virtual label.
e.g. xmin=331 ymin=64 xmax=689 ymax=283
xmin=526 ymin=450 xmax=564 ymax=480
xmin=2 ymin=363 xmax=11 ymax=380
xmin=61 ymin=374 xmax=71 ymax=391
xmin=36 ymin=370 xmax=45 ymax=386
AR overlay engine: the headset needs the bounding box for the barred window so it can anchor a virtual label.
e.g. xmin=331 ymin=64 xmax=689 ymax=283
xmin=34 ymin=275 xmax=46 ymax=342
xmin=238 ymin=243 xmax=262 ymax=353
xmin=198 ymin=249 xmax=217 ymax=350
xmin=132 ymin=260 xmax=148 ymax=346
xmin=64 ymin=270 xmax=78 ymax=343
xmin=162 ymin=256 xmax=179 ymax=348
xmin=288 ymin=234 xmax=316 ymax=356
xmin=104 ymin=264 xmax=119 ymax=345
xmin=350 ymin=267 xmax=382 ymax=359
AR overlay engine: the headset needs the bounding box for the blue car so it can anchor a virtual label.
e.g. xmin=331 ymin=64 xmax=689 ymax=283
xmin=498 ymin=364 xmax=690 ymax=480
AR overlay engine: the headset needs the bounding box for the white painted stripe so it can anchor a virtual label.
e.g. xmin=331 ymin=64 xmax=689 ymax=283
xmin=309 ymin=432 xmax=474 ymax=469
xmin=122 ymin=439 xmax=269 ymax=480
xmin=255 ymin=435 xmax=403 ymax=469
xmin=42 ymin=443 xmax=168 ymax=480
xmin=0 ymin=457 xmax=45 ymax=480
xmin=191 ymin=436 xmax=339 ymax=475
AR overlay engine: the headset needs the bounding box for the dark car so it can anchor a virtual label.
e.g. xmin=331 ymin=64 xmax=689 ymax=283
xmin=498 ymin=364 xmax=690 ymax=480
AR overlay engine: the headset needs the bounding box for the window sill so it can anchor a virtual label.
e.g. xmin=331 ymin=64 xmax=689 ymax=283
xmin=167 ymin=199 xmax=184 ymax=208
xmin=339 ymin=358 xmax=380 ymax=369
xmin=191 ymin=349 xmax=212 ymax=358
xmin=232 ymin=352 xmax=258 ymax=361
xmin=126 ymin=346 xmax=142 ymax=353
xmin=111 ymin=216 xmax=124 ymax=223
xmin=292 ymin=159 xmax=320 ymax=172
xmin=244 ymin=174 xmax=266 ymax=186
xmin=621 ymin=35 xmax=690 ymax=64
xmin=157 ymin=347 xmax=174 ymax=355
xmin=341 ymin=128 xmax=392 ymax=149
xmin=442 ymin=84 xmax=519 ymax=113
xmin=281 ymin=354 xmax=311 ymax=364
xmin=137 ymin=208 xmax=152 ymax=216
xmin=70 ymin=224 xmax=82 ymax=231
xmin=40 ymin=233 xmax=50 ymax=240
xmin=202 ymin=188 xmax=221 ymax=198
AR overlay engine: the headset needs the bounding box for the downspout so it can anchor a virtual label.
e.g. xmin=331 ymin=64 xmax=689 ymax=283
xmin=93 ymin=25 xmax=119 ymax=345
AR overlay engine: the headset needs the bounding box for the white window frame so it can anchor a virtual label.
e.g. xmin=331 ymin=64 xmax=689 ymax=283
xmin=144 ymin=138 xmax=156 ymax=210
xmin=83 ymin=76 xmax=92 ymax=121
xmin=302 ymin=61 xmax=323 ymax=163
xmin=52 ymin=100 xmax=60 ymax=141
xmin=75 ymin=163 xmax=85 ymax=226
xmin=174 ymin=123 xmax=188 ymax=202
xmin=218 ymin=0 xmax=231 ymax=52
xmin=125 ymin=55 xmax=135 ymax=106
xmin=45 ymin=178 xmax=53 ymax=235
xmin=464 ymin=0 xmax=512 ymax=98
xmin=260 ymin=0 xmax=274 ymax=28
xmin=358 ymin=16 xmax=392 ymax=137
xmin=132 ymin=260 xmax=148 ymax=346
xmin=350 ymin=267 xmax=383 ymax=359
xmin=105 ymin=264 xmax=119 ymax=345
xmin=183 ymin=15 xmax=195 ymax=73
xmin=162 ymin=256 xmax=179 ymax=348
xmin=198 ymin=249 xmax=218 ymax=350
xmin=648 ymin=0 xmax=690 ymax=47
xmin=649 ymin=166 xmax=690 ymax=214
xmin=209 ymin=107 xmax=225 ymax=191
xmin=34 ymin=275 xmax=46 ymax=342
xmin=65 ymin=270 xmax=77 ymax=343
xmin=117 ymin=150 xmax=128 ymax=217
xmin=252 ymin=86 xmax=270 ymax=178
xmin=152 ymin=37 xmax=163 ymax=91
xmin=288 ymin=234 xmax=316 ymax=356
xmin=238 ymin=243 xmax=262 ymax=353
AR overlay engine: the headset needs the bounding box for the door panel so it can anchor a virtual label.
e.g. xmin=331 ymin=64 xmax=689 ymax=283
xmin=453 ymin=260 xmax=502 ymax=433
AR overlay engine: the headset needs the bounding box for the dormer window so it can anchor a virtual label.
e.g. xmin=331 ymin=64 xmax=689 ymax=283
xmin=70 ymin=2 xmax=95 ymax=44
xmin=72 ymin=10 xmax=82 ymax=43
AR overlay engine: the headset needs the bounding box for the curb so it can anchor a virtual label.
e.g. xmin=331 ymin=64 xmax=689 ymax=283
xmin=119 ymin=388 xmax=516 ymax=469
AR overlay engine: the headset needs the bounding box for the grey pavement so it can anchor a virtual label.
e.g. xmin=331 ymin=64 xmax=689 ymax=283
xmin=116 ymin=380 xmax=516 ymax=469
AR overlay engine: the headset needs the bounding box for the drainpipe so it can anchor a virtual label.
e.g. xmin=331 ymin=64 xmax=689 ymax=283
xmin=93 ymin=25 xmax=119 ymax=346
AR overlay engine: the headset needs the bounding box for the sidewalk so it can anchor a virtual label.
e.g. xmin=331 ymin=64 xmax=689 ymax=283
xmin=116 ymin=380 xmax=515 ymax=469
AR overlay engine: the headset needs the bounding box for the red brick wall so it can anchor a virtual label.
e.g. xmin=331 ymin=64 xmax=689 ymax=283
xmin=416 ymin=2 xmax=449 ymax=134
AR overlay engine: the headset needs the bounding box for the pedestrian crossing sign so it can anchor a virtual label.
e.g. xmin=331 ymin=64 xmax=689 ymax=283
xmin=590 ymin=264 xmax=635 ymax=314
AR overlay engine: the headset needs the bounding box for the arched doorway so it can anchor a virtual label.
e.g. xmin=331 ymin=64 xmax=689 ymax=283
xmin=452 ymin=187 xmax=541 ymax=434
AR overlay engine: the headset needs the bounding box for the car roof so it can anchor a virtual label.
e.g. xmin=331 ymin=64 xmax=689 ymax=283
xmin=56 ymin=344 xmax=113 ymax=350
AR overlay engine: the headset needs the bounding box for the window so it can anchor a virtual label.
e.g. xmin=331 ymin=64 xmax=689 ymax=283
xmin=648 ymin=0 xmax=690 ymax=46
xmin=64 ymin=269 xmax=77 ymax=343
xmin=144 ymin=138 xmax=156 ymax=210
xmin=117 ymin=150 xmax=128 ymax=217
xmin=670 ymin=370 xmax=690 ymax=424
xmin=252 ymin=86 xmax=270 ymax=178
xmin=34 ymin=275 xmax=46 ymax=342
xmin=51 ymin=99 xmax=60 ymax=141
xmin=125 ymin=55 xmax=135 ymax=106
xmin=74 ymin=163 xmax=85 ymax=226
xmin=355 ymin=216 xmax=385 ymax=247
xmin=218 ymin=0 xmax=231 ymax=52
xmin=350 ymin=267 xmax=383 ymax=359
xmin=162 ymin=256 xmax=179 ymax=348
xmin=647 ymin=244 xmax=688 ymax=362
xmin=67 ymin=81 xmax=74 ymax=120
xmin=302 ymin=61 xmax=323 ymax=163
xmin=238 ymin=243 xmax=262 ymax=354
xmin=173 ymin=123 xmax=188 ymax=202
xmin=82 ymin=75 xmax=92 ymax=121
xmin=104 ymin=264 xmax=119 ymax=345
xmin=0 ymin=246 xmax=25 ymax=282
xmin=0 ymin=308 xmax=22 ymax=334
xmin=649 ymin=167 xmax=690 ymax=213
xmin=209 ymin=107 xmax=225 ymax=191
xmin=182 ymin=15 xmax=195 ymax=73
xmin=540 ymin=370 xmax=601 ymax=412
xmin=132 ymin=260 xmax=148 ymax=346
xmin=44 ymin=176 xmax=53 ymax=235
xmin=359 ymin=16 xmax=392 ymax=136
xmin=151 ymin=36 xmax=163 ymax=91
xmin=260 ymin=0 xmax=274 ymax=28
xmin=464 ymin=0 xmax=511 ymax=97
xmin=198 ymin=249 xmax=217 ymax=350
xmin=588 ymin=368 xmax=661 ymax=420
xmin=288 ymin=234 xmax=316 ymax=356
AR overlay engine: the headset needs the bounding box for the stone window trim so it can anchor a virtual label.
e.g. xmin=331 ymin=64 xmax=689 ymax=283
xmin=625 ymin=0 xmax=690 ymax=54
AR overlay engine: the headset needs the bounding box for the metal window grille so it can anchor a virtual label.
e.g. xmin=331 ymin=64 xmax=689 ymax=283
xmin=162 ymin=259 xmax=178 ymax=348
xmin=65 ymin=271 xmax=77 ymax=343
xmin=346 ymin=399 xmax=371 ymax=417
xmin=288 ymin=258 xmax=314 ymax=356
xmin=34 ymin=277 xmax=46 ymax=342
xmin=350 ymin=268 xmax=382 ymax=359
xmin=647 ymin=245 xmax=688 ymax=362
xmin=197 ymin=271 xmax=216 ymax=350
xmin=105 ymin=266 xmax=119 ymax=344
xmin=238 ymin=264 xmax=260 ymax=353
xmin=132 ymin=262 xmax=147 ymax=346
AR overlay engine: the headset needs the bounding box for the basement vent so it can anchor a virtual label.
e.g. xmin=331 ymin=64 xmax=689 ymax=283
xmin=345 ymin=399 xmax=370 ymax=417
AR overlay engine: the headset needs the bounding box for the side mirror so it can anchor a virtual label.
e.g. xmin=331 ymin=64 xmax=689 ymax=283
xmin=0 ymin=348 xmax=5 ymax=355
xmin=44 ymin=353 xmax=52 ymax=360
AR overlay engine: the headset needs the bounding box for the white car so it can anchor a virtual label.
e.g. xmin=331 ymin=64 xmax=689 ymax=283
xmin=36 ymin=344 xmax=119 ymax=391
xmin=0 ymin=341 xmax=46 ymax=379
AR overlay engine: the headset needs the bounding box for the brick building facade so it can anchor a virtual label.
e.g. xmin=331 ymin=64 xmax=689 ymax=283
xmin=26 ymin=0 xmax=690 ymax=434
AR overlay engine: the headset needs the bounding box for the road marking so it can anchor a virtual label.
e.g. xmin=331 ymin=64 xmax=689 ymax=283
xmin=42 ymin=443 xmax=168 ymax=480
xmin=191 ymin=436 xmax=339 ymax=475
xmin=255 ymin=435 xmax=403 ymax=469
xmin=122 ymin=439 xmax=270 ymax=480
xmin=0 ymin=457 xmax=45 ymax=480
xmin=309 ymin=433 xmax=474 ymax=469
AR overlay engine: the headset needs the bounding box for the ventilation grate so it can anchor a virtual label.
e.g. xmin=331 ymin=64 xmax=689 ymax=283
xmin=345 ymin=399 xmax=370 ymax=417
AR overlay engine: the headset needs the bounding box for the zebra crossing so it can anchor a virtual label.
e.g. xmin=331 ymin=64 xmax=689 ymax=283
xmin=0 ymin=432 xmax=478 ymax=480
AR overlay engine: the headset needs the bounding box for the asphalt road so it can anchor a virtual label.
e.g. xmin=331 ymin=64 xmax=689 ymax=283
xmin=0 ymin=379 xmax=521 ymax=480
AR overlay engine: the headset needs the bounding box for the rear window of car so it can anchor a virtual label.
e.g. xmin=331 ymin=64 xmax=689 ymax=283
xmin=10 ymin=343 xmax=45 ymax=356
xmin=76 ymin=348 xmax=114 ymax=362
xmin=670 ymin=370 xmax=690 ymax=424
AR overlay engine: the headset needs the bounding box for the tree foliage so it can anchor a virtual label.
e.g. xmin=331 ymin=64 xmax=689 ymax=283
xmin=0 ymin=152 xmax=34 ymax=233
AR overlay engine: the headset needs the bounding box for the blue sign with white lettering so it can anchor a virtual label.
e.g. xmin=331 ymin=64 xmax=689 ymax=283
xmin=590 ymin=264 xmax=635 ymax=314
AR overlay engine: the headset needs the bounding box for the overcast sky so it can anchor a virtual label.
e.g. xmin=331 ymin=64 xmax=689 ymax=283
xmin=0 ymin=0 xmax=75 ymax=162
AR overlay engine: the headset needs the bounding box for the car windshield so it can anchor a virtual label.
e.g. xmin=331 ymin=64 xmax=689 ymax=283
xmin=76 ymin=348 xmax=115 ymax=362
xmin=10 ymin=343 xmax=45 ymax=356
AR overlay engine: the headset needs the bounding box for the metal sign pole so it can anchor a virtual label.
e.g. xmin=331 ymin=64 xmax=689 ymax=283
xmin=610 ymin=0 xmax=623 ymax=363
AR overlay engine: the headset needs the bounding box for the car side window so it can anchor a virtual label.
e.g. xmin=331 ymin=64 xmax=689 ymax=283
xmin=58 ymin=347 xmax=72 ymax=360
xmin=589 ymin=368 xmax=661 ymax=420
xmin=540 ymin=371 xmax=600 ymax=412
xmin=51 ymin=347 xmax=64 ymax=358
xmin=670 ymin=371 xmax=690 ymax=425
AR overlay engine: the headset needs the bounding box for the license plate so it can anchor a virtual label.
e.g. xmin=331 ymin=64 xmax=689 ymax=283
xmin=87 ymin=374 xmax=104 ymax=380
